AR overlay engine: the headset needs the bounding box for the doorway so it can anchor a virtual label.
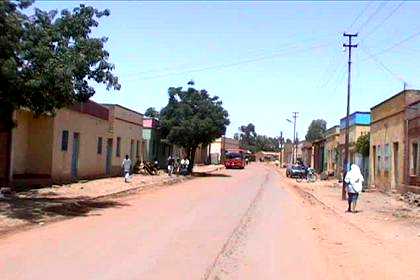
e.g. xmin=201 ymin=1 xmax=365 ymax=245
xmin=71 ymin=133 xmax=80 ymax=178
xmin=106 ymin=138 xmax=113 ymax=175
xmin=0 ymin=129 xmax=11 ymax=183
xmin=393 ymin=142 xmax=399 ymax=189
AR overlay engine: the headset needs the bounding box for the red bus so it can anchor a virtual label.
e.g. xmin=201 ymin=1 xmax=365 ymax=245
xmin=224 ymin=149 xmax=246 ymax=169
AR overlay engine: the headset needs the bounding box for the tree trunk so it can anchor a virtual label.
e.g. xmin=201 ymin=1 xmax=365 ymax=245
xmin=187 ymin=146 xmax=197 ymax=173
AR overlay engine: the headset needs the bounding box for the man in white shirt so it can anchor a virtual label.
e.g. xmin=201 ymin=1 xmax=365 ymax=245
xmin=121 ymin=155 xmax=132 ymax=183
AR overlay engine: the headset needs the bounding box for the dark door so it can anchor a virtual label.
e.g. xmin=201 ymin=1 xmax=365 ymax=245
xmin=71 ymin=133 xmax=80 ymax=178
xmin=0 ymin=128 xmax=11 ymax=183
xmin=393 ymin=142 xmax=399 ymax=188
xmin=106 ymin=138 xmax=113 ymax=175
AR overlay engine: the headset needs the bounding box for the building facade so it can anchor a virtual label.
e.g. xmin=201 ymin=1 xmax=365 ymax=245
xmin=312 ymin=138 xmax=326 ymax=173
xmin=324 ymin=125 xmax=340 ymax=177
xmin=208 ymin=137 xmax=239 ymax=164
xmin=8 ymin=101 xmax=143 ymax=186
xmin=340 ymin=111 xmax=371 ymax=180
xmin=370 ymin=90 xmax=420 ymax=193
xmin=142 ymin=118 xmax=172 ymax=168
xmin=406 ymin=100 xmax=420 ymax=192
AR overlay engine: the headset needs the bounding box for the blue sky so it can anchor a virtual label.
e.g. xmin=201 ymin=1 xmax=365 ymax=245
xmin=31 ymin=1 xmax=420 ymax=140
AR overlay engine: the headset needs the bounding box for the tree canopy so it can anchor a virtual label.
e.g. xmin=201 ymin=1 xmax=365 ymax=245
xmin=159 ymin=85 xmax=230 ymax=170
xmin=356 ymin=133 xmax=370 ymax=157
xmin=144 ymin=107 xmax=159 ymax=119
xmin=305 ymin=119 xmax=327 ymax=142
xmin=235 ymin=123 xmax=280 ymax=153
xmin=0 ymin=0 xmax=120 ymax=127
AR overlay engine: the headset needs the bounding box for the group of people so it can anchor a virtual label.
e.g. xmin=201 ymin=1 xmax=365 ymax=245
xmin=120 ymin=154 xmax=191 ymax=183
xmin=167 ymin=155 xmax=190 ymax=176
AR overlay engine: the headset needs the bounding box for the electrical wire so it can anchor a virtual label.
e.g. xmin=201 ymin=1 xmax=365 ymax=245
xmin=366 ymin=30 xmax=420 ymax=58
xmin=347 ymin=1 xmax=374 ymax=31
xmin=356 ymin=1 xmax=389 ymax=33
xmin=129 ymin=43 xmax=329 ymax=80
xmin=362 ymin=1 xmax=405 ymax=41
xmin=360 ymin=46 xmax=406 ymax=83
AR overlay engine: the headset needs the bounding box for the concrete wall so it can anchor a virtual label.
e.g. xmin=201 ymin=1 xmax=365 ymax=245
xmin=50 ymin=108 xmax=113 ymax=182
xmin=12 ymin=110 xmax=54 ymax=176
xmin=370 ymin=108 xmax=406 ymax=192
xmin=325 ymin=134 xmax=340 ymax=176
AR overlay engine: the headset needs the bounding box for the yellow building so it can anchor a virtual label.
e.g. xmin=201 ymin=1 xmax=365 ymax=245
xmin=370 ymin=90 xmax=420 ymax=192
xmin=324 ymin=126 xmax=340 ymax=177
xmin=7 ymin=101 xmax=143 ymax=186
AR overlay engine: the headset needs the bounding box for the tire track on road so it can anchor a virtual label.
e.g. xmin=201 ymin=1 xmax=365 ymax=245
xmin=202 ymin=171 xmax=269 ymax=280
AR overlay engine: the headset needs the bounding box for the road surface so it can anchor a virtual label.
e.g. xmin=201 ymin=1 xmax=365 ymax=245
xmin=0 ymin=164 xmax=331 ymax=279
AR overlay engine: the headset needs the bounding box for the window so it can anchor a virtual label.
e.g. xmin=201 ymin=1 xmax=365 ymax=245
xmin=61 ymin=130 xmax=69 ymax=151
xmin=116 ymin=137 xmax=121 ymax=157
xmin=413 ymin=142 xmax=418 ymax=176
xmin=97 ymin=137 xmax=103 ymax=155
xmin=136 ymin=140 xmax=140 ymax=158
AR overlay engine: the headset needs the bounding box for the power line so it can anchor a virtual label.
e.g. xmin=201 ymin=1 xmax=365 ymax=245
xmin=362 ymin=1 xmax=405 ymax=41
xmin=133 ymin=32 xmax=335 ymax=76
xmin=356 ymin=2 xmax=388 ymax=33
xmin=360 ymin=46 xmax=406 ymax=84
xmin=347 ymin=1 xmax=374 ymax=31
xmin=129 ymin=43 xmax=329 ymax=80
xmin=366 ymin=30 xmax=420 ymax=58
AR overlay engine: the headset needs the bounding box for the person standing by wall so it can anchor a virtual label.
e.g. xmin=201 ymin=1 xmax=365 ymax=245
xmin=122 ymin=155 xmax=132 ymax=183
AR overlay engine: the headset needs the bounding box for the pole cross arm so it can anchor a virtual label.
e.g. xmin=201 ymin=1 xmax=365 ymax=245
xmin=343 ymin=44 xmax=358 ymax=48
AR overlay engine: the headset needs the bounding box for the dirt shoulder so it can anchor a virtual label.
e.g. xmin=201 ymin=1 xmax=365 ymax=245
xmin=274 ymin=166 xmax=420 ymax=279
xmin=0 ymin=165 xmax=223 ymax=237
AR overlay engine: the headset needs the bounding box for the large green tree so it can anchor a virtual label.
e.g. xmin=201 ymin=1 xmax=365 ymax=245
xmin=237 ymin=123 xmax=257 ymax=151
xmin=159 ymin=85 xmax=230 ymax=171
xmin=305 ymin=119 xmax=327 ymax=142
xmin=0 ymin=0 xmax=120 ymax=128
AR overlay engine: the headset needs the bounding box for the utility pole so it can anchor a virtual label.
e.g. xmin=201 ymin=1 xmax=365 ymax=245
xmin=342 ymin=33 xmax=358 ymax=200
xmin=279 ymin=131 xmax=284 ymax=166
xmin=292 ymin=112 xmax=298 ymax=164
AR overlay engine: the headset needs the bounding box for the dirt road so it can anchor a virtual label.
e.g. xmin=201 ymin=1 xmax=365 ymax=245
xmin=0 ymin=164 xmax=417 ymax=279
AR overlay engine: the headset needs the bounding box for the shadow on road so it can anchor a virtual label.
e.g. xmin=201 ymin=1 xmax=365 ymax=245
xmin=192 ymin=172 xmax=231 ymax=178
xmin=0 ymin=196 xmax=129 ymax=224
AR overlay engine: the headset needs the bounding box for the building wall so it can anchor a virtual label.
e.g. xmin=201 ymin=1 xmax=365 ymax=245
xmin=370 ymin=110 xmax=406 ymax=192
xmin=110 ymin=118 xmax=142 ymax=172
xmin=50 ymin=108 xmax=112 ymax=182
xmin=325 ymin=133 xmax=340 ymax=176
xmin=12 ymin=110 xmax=54 ymax=177
xmin=209 ymin=137 xmax=239 ymax=164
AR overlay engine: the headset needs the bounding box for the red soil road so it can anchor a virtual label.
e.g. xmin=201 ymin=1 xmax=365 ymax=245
xmin=0 ymin=164 xmax=416 ymax=279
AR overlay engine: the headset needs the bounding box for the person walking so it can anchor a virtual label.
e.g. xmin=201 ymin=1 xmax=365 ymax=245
xmin=121 ymin=155 xmax=132 ymax=183
xmin=344 ymin=163 xmax=364 ymax=213
xmin=180 ymin=156 xmax=190 ymax=176
xmin=167 ymin=155 xmax=175 ymax=177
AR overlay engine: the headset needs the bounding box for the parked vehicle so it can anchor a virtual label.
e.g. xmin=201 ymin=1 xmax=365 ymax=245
xmin=224 ymin=151 xmax=245 ymax=169
xmin=296 ymin=167 xmax=317 ymax=183
xmin=287 ymin=165 xmax=306 ymax=178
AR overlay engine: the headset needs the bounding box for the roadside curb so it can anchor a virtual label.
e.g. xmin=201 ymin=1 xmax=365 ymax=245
xmin=0 ymin=166 xmax=224 ymax=238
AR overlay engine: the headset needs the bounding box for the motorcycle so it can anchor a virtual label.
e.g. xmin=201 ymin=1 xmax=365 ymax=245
xmin=296 ymin=167 xmax=317 ymax=183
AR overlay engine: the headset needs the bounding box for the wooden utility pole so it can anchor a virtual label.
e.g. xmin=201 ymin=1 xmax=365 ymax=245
xmin=292 ymin=112 xmax=298 ymax=164
xmin=342 ymin=33 xmax=358 ymax=200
